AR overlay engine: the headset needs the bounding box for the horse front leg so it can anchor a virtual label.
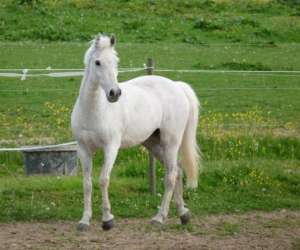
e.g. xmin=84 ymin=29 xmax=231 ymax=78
xmin=99 ymin=143 xmax=120 ymax=230
xmin=77 ymin=145 xmax=93 ymax=231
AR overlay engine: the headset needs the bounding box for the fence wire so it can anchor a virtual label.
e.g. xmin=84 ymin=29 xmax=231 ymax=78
xmin=0 ymin=68 xmax=300 ymax=80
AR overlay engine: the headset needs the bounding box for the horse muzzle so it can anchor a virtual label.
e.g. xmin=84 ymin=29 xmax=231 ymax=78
xmin=107 ymin=87 xmax=122 ymax=103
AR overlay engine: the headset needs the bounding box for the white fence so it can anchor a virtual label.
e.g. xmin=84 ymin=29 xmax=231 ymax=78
xmin=0 ymin=68 xmax=300 ymax=81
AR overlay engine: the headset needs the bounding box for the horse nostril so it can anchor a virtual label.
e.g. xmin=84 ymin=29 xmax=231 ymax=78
xmin=117 ymin=88 xmax=122 ymax=97
xmin=109 ymin=89 xmax=115 ymax=97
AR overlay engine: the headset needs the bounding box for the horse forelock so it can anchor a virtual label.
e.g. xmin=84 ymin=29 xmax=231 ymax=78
xmin=95 ymin=34 xmax=111 ymax=49
xmin=84 ymin=35 xmax=119 ymax=67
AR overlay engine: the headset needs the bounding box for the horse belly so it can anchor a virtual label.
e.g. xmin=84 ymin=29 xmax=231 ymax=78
xmin=120 ymin=104 xmax=161 ymax=148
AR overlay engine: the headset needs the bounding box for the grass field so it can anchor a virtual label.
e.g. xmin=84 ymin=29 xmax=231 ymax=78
xmin=0 ymin=0 xmax=299 ymax=222
xmin=1 ymin=0 xmax=300 ymax=43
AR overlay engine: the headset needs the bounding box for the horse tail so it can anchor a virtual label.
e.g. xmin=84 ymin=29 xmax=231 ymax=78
xmin=178 ymin=82 xmax=201 ymax=189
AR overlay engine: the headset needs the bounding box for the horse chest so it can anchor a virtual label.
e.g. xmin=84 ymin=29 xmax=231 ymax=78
xmin=72 ymin=109 xmax=114 ymax=149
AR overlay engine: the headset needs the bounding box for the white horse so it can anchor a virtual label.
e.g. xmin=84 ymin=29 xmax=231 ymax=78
xmin=71 ymin=34 xmax=201 ymax=231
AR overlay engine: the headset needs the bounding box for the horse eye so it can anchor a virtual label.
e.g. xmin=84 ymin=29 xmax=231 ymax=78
xmin=95 ymin=60 xmax=101 ymax=66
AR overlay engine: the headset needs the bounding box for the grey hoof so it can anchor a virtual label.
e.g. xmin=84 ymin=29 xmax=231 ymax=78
xmin=180 ymin=212 xmax=191 ymax=225
xmin=102 ymin=219 xmax=114 ymax=231
xmin=77 ymin=223 xmax=89 ymax=231
xmin=150 ymin=219 xmax=163 ymax=226
xmin=150 ymin=219 xmax=165 ymax=230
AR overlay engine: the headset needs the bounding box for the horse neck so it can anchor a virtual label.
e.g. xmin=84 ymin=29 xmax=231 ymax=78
xmin=78 ymin=68 xmax=102 ymax=110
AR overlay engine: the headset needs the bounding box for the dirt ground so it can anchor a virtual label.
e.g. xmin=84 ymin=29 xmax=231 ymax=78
xmin=0 ymin=211 xmax=299 ymax=250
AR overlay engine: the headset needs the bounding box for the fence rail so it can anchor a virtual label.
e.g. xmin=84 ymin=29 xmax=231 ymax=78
xmin=0 ymin=68 xmax=300 ymax=80
xmin=0 ymin=142 xmax=77 ymax=152
xmin=1 ymin=87 xmax=300 ymax=93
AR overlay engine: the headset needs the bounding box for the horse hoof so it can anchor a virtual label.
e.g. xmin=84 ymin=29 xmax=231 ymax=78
xmin=150 ymin=219 xmax=163 ymax=225
xmin=77 ymin=223 xmax=89 ymax=232
xmin=102 ymin=219 xmax=114 ymax=231
xmin=150 ymin=219 xmax=165 ymax=230
xmin=151 ymin=214 xmax=164 ymax=224
xmin=180 ymin=211 xmax=191 ymax=225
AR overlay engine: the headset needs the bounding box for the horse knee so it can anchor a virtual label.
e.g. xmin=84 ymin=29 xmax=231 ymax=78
xmin=99 ymin=176 xmax=109 ymax=188
xmin=84 ymin=180 xmax=92 ymax=192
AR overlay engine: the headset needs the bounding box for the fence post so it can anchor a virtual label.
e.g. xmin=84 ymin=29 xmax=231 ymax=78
xmin=146 ymin=58 xmax=156 ymax=195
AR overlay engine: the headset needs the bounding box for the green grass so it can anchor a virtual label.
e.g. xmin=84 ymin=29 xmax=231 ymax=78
xmin=0 ymin=159 xmax=299 ymax=222
xmin=1 ymin=0 xmax=300 ymax=43
xmin=216 ymin=222 xmax=240 ymax=236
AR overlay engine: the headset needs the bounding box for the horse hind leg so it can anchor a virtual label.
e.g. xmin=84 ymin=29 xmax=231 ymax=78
xmin=143 ymin=129 xmax=163 ymax=159
xmin=173 ymin=163 xmax=190 ymax=225
xmin=144 ymin=131 xmax=189 ymax=224
xmin=151 ymin=143 xmax=179 ymax=224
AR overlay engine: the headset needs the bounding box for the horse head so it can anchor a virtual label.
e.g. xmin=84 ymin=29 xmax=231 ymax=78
xmin=84 ymin=34 xmax=121 ymax=103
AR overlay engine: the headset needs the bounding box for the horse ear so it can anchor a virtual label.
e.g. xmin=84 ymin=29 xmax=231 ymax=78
xmin=110 ymin=35 xmax=116 ymax=46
